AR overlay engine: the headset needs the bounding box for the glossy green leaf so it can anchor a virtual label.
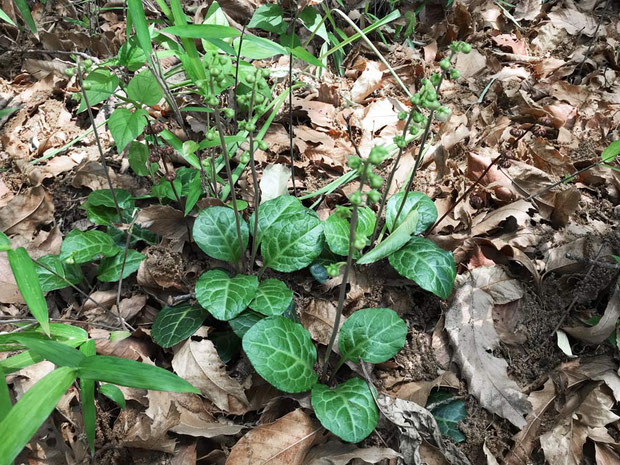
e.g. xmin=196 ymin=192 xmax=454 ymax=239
xmin=77 ymin=69 xmax=120 ymax=113
xmin=249 ymin=279 xmax=293 ymax=316
xmin=243 ymin=316 xmax=317 ymax=393
xmin=261 ymin=210 xmax=324 ymax=272
xmin=87 ymin=189 xmax=133 ymax=209
xmin=211 ymin=330 xmax=241 ymax=363
xmin=0 ymin=323 xmax=88 ymax=351
xmin=99 ymin=384 xmax=126 ymax=410
xmin=195 ymin=270 xmax=258 ymax=321
xmin=193 ymin=206 xmax=249 ymax=262
xmin=78 ymin=355 xmax=199 ymax=393
xmin=0 ymin=367 xmax=77 ymax=465
xmin=429 ymin=393 xmax=466 ymax=443
xmin=324 ymin=207 xmax=375 ymax=256
xmin=356 ymin=210 xmax=419 ymax=265
xmin=108 ymin=107 xmax=149 ymax=153
xmin=339 ymin=308 xmax=407 ymax=363
xmin=15 ymin=336 xmax=85 ymax=367
xmin=229 ymin=310 xmax=264 ymax=338
xmin=97 ymin=249 xmax=145 ymax=282
xmin=163 ymin=24 xmax=240 ymax=39
xmin=247 ymin=4 xmax=286 ymax=34
xmin=0 ymin=231 xmax=9 ymax=251
xmin=127 ymin=69 xmax=163 ymax=106
xmin=388 ymin=237 xmax=456 ymax=299
xmin=602 ymin=140 xmax=620 ymax=163
xmin=14 ymin=0 xmax=37 ymax=34
xmin=311 ymin=378 xmax=378 ymax=443
xmin=59 ymin=229 xmax=121 ymax=264
xmin=79 ymin=340 xmax=96 ymax=455
xmin=151 ymin=304 xmax=207 ymax=348
xmin=7 ymin=247 xmax=49 ymax=335
xmin=249 ymin=195 xmax=304 ymax=244
xmin=127 ymin=0 xmax=152 ymax=58
xmin=35 ymin=254 xmax=83 ymax=292
xmin=0 ymin=350 xmax=43 ymax=374
xmin=386 ymin=192 xmax=437 ymax=234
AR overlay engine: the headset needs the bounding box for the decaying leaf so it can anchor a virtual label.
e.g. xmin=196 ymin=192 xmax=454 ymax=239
xmin=564 ymin=287 xmax=620 ymax=344
xmin=302 ymin=440 xmax=401 ymax=465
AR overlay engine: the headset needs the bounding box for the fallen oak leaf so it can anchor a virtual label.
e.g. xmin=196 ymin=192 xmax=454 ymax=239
xmin=564 ymin=287 xmax=620 ymax=344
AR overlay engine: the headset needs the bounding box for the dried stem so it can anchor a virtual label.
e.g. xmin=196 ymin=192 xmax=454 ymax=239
xmin=248 ymin=81 xmax=261 ymax=270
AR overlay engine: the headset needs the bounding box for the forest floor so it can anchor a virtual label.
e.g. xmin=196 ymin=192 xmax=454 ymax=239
xmin=1 ymin=0 xmax=620 ymax=464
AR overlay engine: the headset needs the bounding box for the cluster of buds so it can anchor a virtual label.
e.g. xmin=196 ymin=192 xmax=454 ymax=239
xmin=347 ymin=145 xmax=388 ymax=207
xmin=145 ymin=121 xmax=165 ymax=135
xmin=236 ymin=67 xmax=271 ymax=116
xmin=148 ymin=144 xmax=174 ymax=163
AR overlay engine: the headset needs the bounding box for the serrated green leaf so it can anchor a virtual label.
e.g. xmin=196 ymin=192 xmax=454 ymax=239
xmin=108 ymin=107 xmax=149 ymax=153
xmin=77 ymin=69 xmax=120 ymax=113
xmin=249 ymin=279 xmax=293 ymax=316
xmin=78 ymin=355 xmax=199 ymax=393
xmin=356 ymin=210 xmax=419 ymax=265
xmin=243 ymin=316 xmax=317 ymax=393
xmin=386 ymin=192 xmax=437 ymax=234
xmin=247 ymin=4 xmax=286 ymax=34
xmin=99 ymin=384 xmax=126 ymax=410
xmin=602 ymin=140 xmax=620 ymax=163
xmin=195 ymin=270 xmax=258 ymax=321
xmin=388 ymin=237 xmax=456 ymax=299
xmin=59 ymin=229 xmax=121 ymax=264
xmin=151 ymin=304 xmax=207 ymax=348
xmin=35 ymin=255 xmax=83 ymax=292
xmin=261 ymin=210 xmax=324 ymax=272
xmin=324 ymin=207 xmax=375 ymax=256
xmin=249 ymin=195 xmax=304 ymax=244
xmin=163 ymin=24 xmax=240 ymax=39
xmin=193 ymin=206 xmax=249 ymax=262
xmin=311 ymin=378 xmax=378 ymax=443
xmin=339 ymin=308 xmax=407 ymax=363
xmin=429 ymin=394 xmax=466 ymax=443
xmin=97 ymin=249 xmax=145 ymax=282
xmin=229 ymin=310 xmax=264 ymax=338
xmin=126 ymin=69 xmax=163 ymax=106
xmin=0 ymin=367 xmax=77 ymax=465
xmin=7 ymin=247 xmax=49 ymax=335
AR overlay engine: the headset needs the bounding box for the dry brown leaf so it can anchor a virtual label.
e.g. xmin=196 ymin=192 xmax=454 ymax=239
xmin=300 ymin=299 xmax=345 ymax=347
xmin=467 ymin=152 xmax=514 ymax=202
xmin=226 ymin=409 xmax=321 ymax=465
xmin=0 ymin=186 xmax=54 ymax=237
xmin=388 ymin=371 xmax=460 ymax=407
xmin=514 ymin=0 xmax=542 ymax=21
xmin=455 ymin=49 xmax=487 ymax=79
xmin=350 ymin=60 xmax=383 ymax=103
xmin=548 ymin=5 xmax=598 ymax=36
xmin=115 ymin=405 xmax=179 ymax=453
xmin=471 ymin=200 xmax=536 ymax=237
xmin=172 ymin=338 xmax=249 ymax=415
xmin=136 ymin=205 xmax=188 ymax=247
xmin=302 ymin=440 xmax=401 ymax=465
xmin=0 ymin=251 xmax=22 ymax=303
xmin=445 ymin=266 xmax=531 ymax=428
xmin=565 ymin=287 xmax=620 ymax=344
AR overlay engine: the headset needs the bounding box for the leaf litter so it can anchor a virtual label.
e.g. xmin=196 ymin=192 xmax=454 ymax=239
xmin=1 ymin=0 xmax=620 ymax=464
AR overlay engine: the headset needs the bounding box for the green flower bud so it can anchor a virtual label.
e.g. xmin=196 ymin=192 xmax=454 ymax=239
xmin=426 ymin=100 xmax=441 ymax=111
xmin=368 ymin=145 xmax=388 ymax=165
xmin=430 ymin=73 xmax=441 ymax=86
xmin=450 ymin=68 xmax=461 ymax=80
xmin=208 ymin=95 xmax=218 ymax=106
xmin=261 ymin=68 xmax=271 ymax=78
xmin=398 ymin=111 xmax=408 ymax=121
xmin=83 ymin=59 xmax=93 ymax=69
xmin=413 ymin=112 xmax=424 ymax=123
xmin=409 ymin=124 xmax=420 ymax=136
xmin=369 ymin=173 xmax=384 ymax=189
xmin=223 ymin=108 xmax=235 ymax=119
xmin=219 ymin=56 xmax=228 ymax=65
xmin=450 ymin=41 xmax=460 ymax=53
xmin=460 ymin=42 xmax=472 ymax=54
xmin=410 ymin=94 xmax=421 ymax=106
xmin=81 ymin=81 xmax=91 ymax=90
xmin=240 ymin=151 xmax=251 ymax=163
xmin=65 ymin=67 xmax=75 ymax=77
xmin=255 ymin=93 xmax=265 ymax=104
xmin=426 ymin=89 xmax=437 ymax=101
xmin=348 ymin=156 xmax=362 ymax=169
xmin=245 ymin=72 xmax=255 ymax=83
xmin=326 ymin=263 xmax=341 ymax=277
xmin=439 ymin=58 xmax=451 ymax=71
xmin=217 ymin=77 xmax=227 ymax=88
xmin=257 ymin=140 xmax=268 ymax=151
xmin=245 ymin=122 xmax=256 ymax=132
xmin=350 ymin=191 xmax=363 ymax=206
xmin=210 ymin=67 xmax=221 ymax=77
xmin=367 ymin=189 xmax=381 ymax=203
xmin=353 ymin=237 xmax=367 ymax=250
xmin=435 ymin=106 xmax=452 ymax=122
xmin=206 ymin=129 xmax=216 ymax=141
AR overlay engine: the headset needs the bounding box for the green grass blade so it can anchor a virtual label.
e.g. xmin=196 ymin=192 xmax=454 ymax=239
xmin=0 ymin=367 xmax=77 ymax=465
xmin=13 ymin=0 xmax=36 ymax=34
xmin=80 ymin=340 xmax=96 ymax=456
xmin=0 ymin=367 xmax=11 ymax=423
xmin=0 ymin=7 xmax=16 ymax=26
xmin=127 ymin=0 xmax=152 ymax=58
xmin=7 ymin=248 xmax=49 ymax=336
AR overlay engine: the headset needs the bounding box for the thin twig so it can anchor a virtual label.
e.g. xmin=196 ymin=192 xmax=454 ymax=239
xmin=288 ymin=6 xmax=301 ymax=194
xmin=523 ymin=160 xmax=605 ymax=202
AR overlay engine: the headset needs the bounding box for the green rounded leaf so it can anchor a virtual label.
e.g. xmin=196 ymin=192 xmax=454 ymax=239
xmin=388 ymin=237 xmax=456 ymax=299
xmin=243 ymin=316 xmax=317 ymax=393
xmin=602 ymin=140 xmax=620 ymax=163
xmin=128 ymin=141 xmax=157 ymax=176
xmin=127 ymin=69 xmax=163 ymax=106
xmin=152 ymin=304 xmax=207 ymax=348
xmin=193 ymin=206 xmax=249 ymax=262
xmin=35 ymin=254 xmax=83 ymax=292
xmin=249 ymin=279 xmax=293 ymax=316
xmin=261 ymin=210 xmax=324 ymax=272
xmin=97 ymin=249 xmax=145 ymax=282
xmin=86 ymin=189 xmax=133 ymax=209
xmin=60 ymin=230 xmax=121 ymax=264
xmin=429 ymin=393 xmax=466 ymax=443
xmin=311 ymin=378 xmax=378 ymax=443
xmin=229 ymin=310 xmax=264 ymax=338
xmin=108 ymin=107 xmax=149 ymax=153
xmin=356 ymin=210 xmax=419 ymax=265
xmin=249 ymin=195 xmax=304 ymax=243
xmin=247 ymin=4 xmax=286 ymax=34
xmin=99 ymin=383 xmax=126 ymax=410
xmin=195 ymin=270 xmax=258 ymax=321
xmin=324 ymin=207 xmax=375 ymax=256
xmin=77 ymin=69 xmax=120 ymax=113
xmin=339 ymin=308 xmax=407 ymax=363
xmin=386 ymin=192 xmax=437 ymax=234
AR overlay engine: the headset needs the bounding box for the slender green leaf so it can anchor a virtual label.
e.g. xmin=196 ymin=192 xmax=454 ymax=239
xmin=0 ymin=367 xmax=10 ymax=423
xmin=386 ymin=191 xmax=437 ymax=234
xmin=127 ymin=0 xmax=152 ymax=58
xmin=59 ymin=229 xmax=121 ymax=264
xmin=243 ymin=316 xmax=317 ymax=393
xmin=261 ymin=210 xmax=324 ymax=272
xmin=193 ymin=206 xmax=249 ymax=262
xmin=99 ymin=384 xmax=126 ymax=410
xmin=163 ymin=24 xmax=240 ymax=39
xmin=0 ymin=7 xmax=16 ymax=26
xmin=80 ymin=340 xmax=96 ymax=455
xmin=15 ymin=336 xmax=85 ymax=367
xmin=78 ymin=356 xmax=199 ymax=393
xmin=7 ymin=247 xmax=49 ymax=335
xmin=339 ymin=308 xmax=407 ymax=363
xmin=195 ymin=270 xmax=258 ymax=321
xmin=0 ymin=367 xmax=77 ymax=465
xmin=356 ymin=210 xmax=419 ymax=265
xmin=14 ymin=0 xmax=37 ymax=34
xmin=233 ymin=35 xmax=288 ymax=59
xmin=248 ymin=279 xmax=293 ymax=316
xmin=0 ymin=231 xmax=9 ymax=251
xmin=602 ymin=140 xmax=620 ymax=163
xmin=151 ymin=304 xmax=207 ymax=348
xmin=97 ymin=249 xmax=145 ymax=282
xmin=35 ymin=254 xmax=83 ymax=292
xmin=0 ymin=323 xmax=89 ymax=351
xmin=311 ymin=378 xmax=378 ymax=443
xmin=300 ymin=7 xmax=328 ymax=42
xmin=388 ymin=237 xmax=456 ymax=299
xmin=0 ymin=350 xmax=43 ymax=374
